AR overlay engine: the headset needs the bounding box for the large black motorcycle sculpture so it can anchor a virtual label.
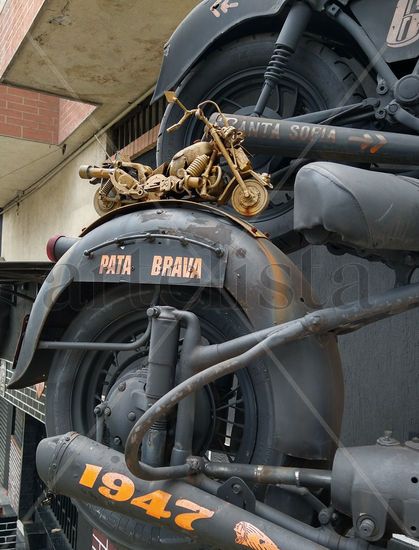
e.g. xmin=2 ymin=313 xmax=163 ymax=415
xmin=4 ymin=1 xmax=419 ymax=549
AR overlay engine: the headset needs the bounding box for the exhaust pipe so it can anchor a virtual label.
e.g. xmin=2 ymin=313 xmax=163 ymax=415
xmin=37 ymin=433 xmax=327 ymax=550
xmin=46 ymin=235 xmax=80 ymax=262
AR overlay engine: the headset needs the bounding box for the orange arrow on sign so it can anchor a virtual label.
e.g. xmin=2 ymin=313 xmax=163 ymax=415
xmin=348 ymin=133 xmax=388 ymax=154
xmin=370 ymin=134 xmax=388 ymax=154
xmin=349 ymin=133 xmax=373 ymax=150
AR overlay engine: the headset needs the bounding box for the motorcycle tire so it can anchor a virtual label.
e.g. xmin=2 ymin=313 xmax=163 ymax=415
xmin=46 ymin=285 xmax=282 ymax=550
xmin=157 ymin=33 xmax=367 ymax=252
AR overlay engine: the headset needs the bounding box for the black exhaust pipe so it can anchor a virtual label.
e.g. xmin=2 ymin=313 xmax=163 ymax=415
xmin=37 ymin=433 xmax=327 ymax=550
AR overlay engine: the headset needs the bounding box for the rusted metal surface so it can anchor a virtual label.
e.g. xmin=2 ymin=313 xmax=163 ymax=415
xmin=79 ymin=199 xmax=267 ymax=239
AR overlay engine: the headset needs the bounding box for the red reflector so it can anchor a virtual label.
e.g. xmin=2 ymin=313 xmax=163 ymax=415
xmin=46 ymin=235 xmax=65 ymax=263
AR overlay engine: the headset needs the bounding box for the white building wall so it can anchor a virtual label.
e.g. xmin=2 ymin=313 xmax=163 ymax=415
xmin=2 ymin=140 xmax=105 ymax=261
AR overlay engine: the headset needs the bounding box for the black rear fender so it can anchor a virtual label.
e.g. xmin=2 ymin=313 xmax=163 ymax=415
xmin=8 ymin=201 xmax=343 ymax=462
xmin=151 ymin=0 xmax=368 ymax=103
xmin=152 ymin=0 xmax=288 ymax=102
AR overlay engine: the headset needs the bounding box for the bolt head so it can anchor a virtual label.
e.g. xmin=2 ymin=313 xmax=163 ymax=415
xmin=128 ymin=412 xmax=136 ymax=422
xmin=318 ymin=509 xmax=332 ymax=525
xmin=232 ymin=484 xmax=242 ymax=495
xmin=118 ymin=382 xmax=126 ymax=392
xmin=358 ymin=517 xmax=376 ymax=538
xmin=104 ymin=407 xmax=111 ymax=417
xmin=113 ymin=437 xmax=122 ymax=446
xmin=147 ymin=307 xmax=161 ymax=319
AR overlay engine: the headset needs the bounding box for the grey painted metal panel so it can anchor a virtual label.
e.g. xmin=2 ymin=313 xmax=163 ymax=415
xmin=292 ymin=245 xmax=419 ymax=447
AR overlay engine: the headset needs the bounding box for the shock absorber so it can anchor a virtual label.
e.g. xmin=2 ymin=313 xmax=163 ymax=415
xmin=186 ymin=154 xmax=210 ymax=176
xmin=100 ymin=178 xmax=114 ymax=197
xmin=253 ymin=1 xmax=313 ymax=117
xmin=141 ymin=307 xmax=180 ymax=468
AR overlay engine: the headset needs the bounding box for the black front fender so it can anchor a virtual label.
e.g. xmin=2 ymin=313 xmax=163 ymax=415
xmin=152 ymin=0 xmax=287 ymax=102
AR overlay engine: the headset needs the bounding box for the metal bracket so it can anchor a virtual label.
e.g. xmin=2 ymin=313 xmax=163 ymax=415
xmin=217 ymin=477 xmax=256 ymax=513
xmin=83 ymin=232 xmax=224 ymax=258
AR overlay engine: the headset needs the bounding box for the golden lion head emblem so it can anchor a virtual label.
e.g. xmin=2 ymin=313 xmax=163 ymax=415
xmin=234 ymin=521 xmax=280 ymax=550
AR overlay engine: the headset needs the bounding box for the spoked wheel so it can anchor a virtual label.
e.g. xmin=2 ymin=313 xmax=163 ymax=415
xmin=157 ymin=34 xmax=367 ymax=251
xmin=46 ymin=285 xmax=277 ymax=549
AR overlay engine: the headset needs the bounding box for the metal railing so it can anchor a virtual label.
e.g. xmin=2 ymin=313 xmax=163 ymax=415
xmin=110 ymin=95 xmax=166 ymax=152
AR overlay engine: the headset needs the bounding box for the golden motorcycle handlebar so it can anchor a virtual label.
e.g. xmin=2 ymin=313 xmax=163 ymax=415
xmin=79 ymin=165 xmax=114 ymax=180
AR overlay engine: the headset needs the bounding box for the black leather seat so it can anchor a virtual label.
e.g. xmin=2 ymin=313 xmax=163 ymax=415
xmin=294 ymin=162 xmax=419 ymax=252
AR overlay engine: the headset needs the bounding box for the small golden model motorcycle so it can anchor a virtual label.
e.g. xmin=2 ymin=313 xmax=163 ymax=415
xmin=80 ymin=92 xmax=271 ymax=218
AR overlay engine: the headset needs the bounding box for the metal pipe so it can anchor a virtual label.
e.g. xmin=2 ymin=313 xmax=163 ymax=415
xmin=38 ymin=320 xmax=151 ymax=351
xmin=287 ymin=101 xmax=375 ymax=125
xmin=202 ymin=463 xmax=332 ymax=489
xmin=331 ymin=7 xmax=397 ymax=88
xmin=170 ymin=310 xmax=203 ymax=466
xmin=211 ymin=113 xmax=419 ymax=165
xmin=39 ymin=285 xmax=161 ymax=352
xmin=142 ymin=309 xmax=180 ymax=467
xmin=196 ymin=477 xmax=372 ymax=550
xmin=79 ymin=165 xmax=114 ymax=180
xmin=125 ymin=282 xmax=419 ymax=481
xmin=125 ymin=322 xmax=303 ymax=480
xmin=37 ymin=433 xmax=328 ymax=550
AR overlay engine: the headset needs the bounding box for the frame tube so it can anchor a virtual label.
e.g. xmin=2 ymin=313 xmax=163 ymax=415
xmin=125 ymin=282 xmax=419 ymax=480
xmin=211 ymin=113 xmax=419 ymax=165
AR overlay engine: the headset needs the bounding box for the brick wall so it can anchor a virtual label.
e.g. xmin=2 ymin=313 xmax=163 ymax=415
xmin=0 ymin=84 xmax=96 ymax=144
xmin=0 ymin=84 xmax=59 ymax=143
xmin=58 ymin=98 xmax=96 ymax=144
xmin=0 ymin=0 xmax=46 ymax=77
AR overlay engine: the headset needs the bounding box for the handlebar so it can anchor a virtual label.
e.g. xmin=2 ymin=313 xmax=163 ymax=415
xmin=167 ymin=110 xmax=195 ymax=133
xmin=79 ymin=165 xmax=114 ymax=180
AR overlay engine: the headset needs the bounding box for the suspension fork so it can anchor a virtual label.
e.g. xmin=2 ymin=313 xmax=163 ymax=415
xmin=143 ymin=306 xmax=273 ymax=469
xmin=170 ymin=311 xmax=202 ymax=466
xmin=141 ymin=306 xmax=180 ymax=467
xmin=253 ymin=1 xmax=312 ymax=117
xmin=143 ymin=307 xmax=203 ymax=468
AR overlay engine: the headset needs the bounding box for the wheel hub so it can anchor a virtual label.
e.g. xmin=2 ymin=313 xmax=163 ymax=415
xmin=103 ymin=366 xmax=214 ymax=455
xmin=104 ymin=368 xmax=148 ymax=449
